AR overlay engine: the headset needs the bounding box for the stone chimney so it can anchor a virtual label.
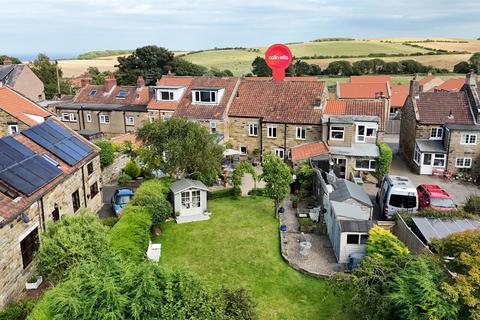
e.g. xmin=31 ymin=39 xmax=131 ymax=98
xmin=2 ymin=57 xmax=12 ymax=65
xmin=136 ymin=76 xmax=145 ymax=88
xmin=104 ymin=76 xmax=117 ymax=93
xmin=80 ymin=77 xmax=91 ymax=87
xmin=409 ymin=80 xmax=420 ymax=100
xmin=466 ymin=71 xmax=477 ymax=87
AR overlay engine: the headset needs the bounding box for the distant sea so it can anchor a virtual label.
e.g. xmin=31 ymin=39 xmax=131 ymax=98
xmin=6 ymin=53 xmax=81 ymax=62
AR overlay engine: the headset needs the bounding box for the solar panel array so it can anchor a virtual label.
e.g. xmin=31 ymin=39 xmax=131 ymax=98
xmin=22 ymin=120 xmax=92 ymax=166
xmin=0 ymin=136 xmax=62 ymax=196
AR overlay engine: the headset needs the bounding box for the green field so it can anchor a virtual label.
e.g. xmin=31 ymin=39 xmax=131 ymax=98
xmin=155 ymin=197 xmax=351 ymax=320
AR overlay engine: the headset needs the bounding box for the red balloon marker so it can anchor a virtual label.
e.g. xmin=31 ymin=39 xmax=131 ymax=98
xmin=265 ymin=44 xmax=292 ymax=83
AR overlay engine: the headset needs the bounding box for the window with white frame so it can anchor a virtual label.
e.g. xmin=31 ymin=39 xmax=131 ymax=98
xmin=414 ymin=145 xmax=421 ymax=165
xmin=330 ymin=126 xmax=345 ymax=140
xmin=240 ymin=146 xmax=247 ymax=154
xmin=296 ymin=127 xmax=306 ymax=140
xmin=126 ymin=116 xmax=135 ymax=126
xmin=62 ymin=113 xmax=70 ymax=122
xmin=274 ymin=148 xmax=285 ymax=159
xmin=210 ymin=121 xmax=217 ymax=133
xmin=268 ymin=125 xmax=277 ymax=138
xmin=456 ymin=157 xmax=472 ymax=168
xmin=181 ymin=190 xmax=201 ymax=209
xmin=8 ymin=124 xmax=18 ymax=135
xmin=159 ymin=91 xmax=174 ymax=101
xmin=355 ymin=159 xmax=376 ymax=171
xmin=430 ymin=127 xmax=444 ymax=140
xmin=193 ymin=90 xmax=217 ymax=103
xmin=248 ymin=123 xmax=258 ymax=136
xmin=461 ymin=134 xmax=477 ymax=145
xmin=99 ymin=115 xmax=110 ymax=124
xmin=433 ymin=154 xmax=446 ymax=167
xmin=69 ymin=113 xmax=77 ymax=122
xmin=181 ymin=191 xmax=190 ymax=209
xmin=86 ymin=113 xmax=92 ymax=122
xmin=191 ymin=190 xmax=200 ymax=208
xmin=356 ymin=124 xmax=377 ymax=142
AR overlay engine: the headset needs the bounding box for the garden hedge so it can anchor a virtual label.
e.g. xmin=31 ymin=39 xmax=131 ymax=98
xmin=94 ymin=141 xmax=115 ymax=168
xmin=375 ymin=143 xmax=393 ymax=180
xmin=208 ymin=188 xmax=235 ymax=200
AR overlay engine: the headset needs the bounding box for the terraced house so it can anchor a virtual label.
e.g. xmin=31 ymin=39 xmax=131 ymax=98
xmin=0 ymin=119 xmax=102 ymax=308
xmin=399 ymin=73 xmax=480 ymax=176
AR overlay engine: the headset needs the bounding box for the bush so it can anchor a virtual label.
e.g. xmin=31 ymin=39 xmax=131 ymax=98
xmin=367 ymin=225 xmax=409 ymax=260
xmin=124 ymin=159 xmax=141 ymax=179
xmin=247 ymin=188 xmax=268 ymax=197
xmin=109 ymin=206 xmax=152 ymax=262
xmin=130 ymin=190 xmax=172 ymax=225
xmin=118 ymin=173 xmax=131 ymax=186
xmin=94 ymin=141 xmax=115 ymax=168
xmin=375 ymin=143 xmax=392 ymax=180
xmin=208 ymin=188 xmax=234 ymax=200
xmin=220 ymin=288 xmax=257 ymax=320
xmin=101 ymin=217 xmax=119 ymax=228
xmin=34 ymin=212 xmax=110 ymax=284
xmin=464 ymin=194 xmax=480 ymax=214
xmin=0 ymin=298 xmax=37 ymax=320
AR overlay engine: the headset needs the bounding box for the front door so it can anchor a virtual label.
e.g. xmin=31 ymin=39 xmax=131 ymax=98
xmin=52 ymin=207 xmax=60 ymax=221
xmin=332 ymin=157 xmax=347 ymax=178
xmin=420 ymin=153 xmax=433 ymax=175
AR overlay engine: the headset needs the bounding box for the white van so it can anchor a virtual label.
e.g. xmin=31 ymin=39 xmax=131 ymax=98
xmin=377 ymin=175 xmax=418 ymax=220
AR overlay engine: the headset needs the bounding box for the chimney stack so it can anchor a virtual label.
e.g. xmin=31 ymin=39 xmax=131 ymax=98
xmin=104 ymin=76 xmax=117 ymax=93
xmin=136 ymin=75 xmax=145 ymax=88
xmin=2 ymin=57 xmax=12 ymax=65
xmin=466 ymin=70 xmax=477 ymax=86
xmin=409 ymin=79 xmax=420 ymax=100
xmin=80 ymin=77 xmax=91 ymax=87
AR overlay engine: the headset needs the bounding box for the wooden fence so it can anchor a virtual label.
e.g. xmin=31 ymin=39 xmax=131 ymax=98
xmin=392 ymin=215 xmax=432 ymax=254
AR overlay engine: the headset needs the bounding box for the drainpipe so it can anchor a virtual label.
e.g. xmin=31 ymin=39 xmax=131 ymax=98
xmin=259 ymin=117 xmax=264 ymax=162
xmin=81 ymin=106 xmax=86 ymax=130
xmin=284 ymin=123 xmax=287 ymax=162
xmin=123 ymin=111 xmax=127 ymax=134
xmin=97 ymin=112 xmax=101 ymax=132
xmin=81 ymin=166 xmax=87 ymax=209
xmin=446 ymin=127 xmax=452 ymax=172
xmin=39 ymin=197 xmax=46 ymax=231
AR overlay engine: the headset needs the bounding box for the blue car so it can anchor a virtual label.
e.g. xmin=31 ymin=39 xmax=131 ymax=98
xmin=111 ymin=188 xmax=134 ymax=216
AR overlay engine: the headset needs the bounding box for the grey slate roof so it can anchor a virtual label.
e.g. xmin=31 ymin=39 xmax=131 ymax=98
xmin=412 ymin=217 xmax=480 ymax=244
xmin=322 ymin=115 xmax=379 ymax=124
xmin=416 ymin=139 xmax=447 ymax=153
xmin=339 ymin=220 xmax=374 ymax=233
xmin=56 ymin=102 xmax=147 ymax=112
xmin=445 ymin=124 xmax=480 ymax=131
xmin=0 ymin=64 xmax=24 ymax=86
xmin=170 ymin=179 xmax=208 ymax=194
xmin=330 ymin=201 xmax=370 ymax=220
xmin=330 ymin=179 xmax=373 ymax=207
xmin=329 ymin=144 xmax=379 ymax=157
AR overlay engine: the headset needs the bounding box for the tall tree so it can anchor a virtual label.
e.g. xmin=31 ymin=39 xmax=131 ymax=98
xmin=0 ymin=55 xmax=21 ymax=64
xmin=251 ymin=57 xmax=271 ymax=77
xmin=261 ymin=154 xmax=292 ymax=217
xmin=323 ymin=60 xmax=354 ymax=76
xmin=30 ymin=54 xmax=71 ymax=99
xmin=469 ymin=52 xmax=480 ymax=72
xmin=137 ymin=118 xmax=224 ymax=186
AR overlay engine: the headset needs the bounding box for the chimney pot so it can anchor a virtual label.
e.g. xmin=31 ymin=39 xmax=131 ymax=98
xmin=104 ymin=76 xmax=117 ymax=93
xmin=466 ymin=71 xmax=477 ymax=86
xmin=136 ymin=76 xmax=145 ymax=88
xmin=80 ymin=77 xmax=91 ymax=87
xmin=409 ymin=80 xmax=420 ymax=100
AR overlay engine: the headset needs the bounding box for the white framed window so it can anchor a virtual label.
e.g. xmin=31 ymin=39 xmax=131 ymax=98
xmin=354 ymin=159 xmax=376 ymax=171
xmin=69 ymin=113 xmax=77 ymax=122
xmin=99 ymin=115 xmax=110 ymax=124
xmin=456 ymin=157 xmax=472 ymax=168
xmin=248 ymin=123 xmax=258 ymax=136
xmin=268 ymin=125 xmax=277 ymax=138
xmin=181 ymin=190 xmax=201 ymax=209
xmin=86 ymin=113 xmax=92 ymax=122
xmin=8 ymin=124 xmax=18 ymax=135
xmin=159 ymin=91 xmax=174 ymax=101
xmin=330 ymin=126 xmax=345 ymax=140
xmin=210 ymin=121 xmax=217 ymax=133
xmin=126 ymin=116 xmax=135 ymax=126
xmin=296 ymin=127 xmax=306 ymax=140
xmin=430 ymin=127 xmax=443 ymax=140
xmin=274 ymin=148 xmax=285 ymax=159
xmin=433 ymin=154 xmax=446 ymax=167
xmin=240 ymin=146 xmax=247 ymax=154
xmin=461 ymin=134 xmax=477 ymax=145
xmin=61 ymin=113 xmax=70 ymax=122
xmin=413 ymin=145 xmax=421 ymax=165
xmin=193 ymin=90 xmax=217 ymax=104
xmin=181 ymin=191 xmax=190 ymax=209
xmin=356 ymin=124 xmax=376 ymax=142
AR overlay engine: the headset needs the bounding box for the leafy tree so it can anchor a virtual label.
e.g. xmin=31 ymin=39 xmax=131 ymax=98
xmin=171 ymin=57 xmax=208 ymax=76
xmin=323 ymin=60 xmax=354 ymax=76
xmin=94 ymin=140 xmax=115 ymax=168
xmin=382 ymin=62 xmax=403 ymax=74
xmin=130 ymin=191 xmax=173 ymax=225
xmin=469 ymin=52 xmax=480 ymax=72
xmin=367 ymin=225 xmax=409 ymax=260
xmin=453 ymin=61 xmax=471 ymax=74
xmin=293 ymin=161 xmax=314 ymax=194
xmin=0 ymin=55 xmax=21 ymax=64
xmin=137 ymin=118 xmax=224 ymax=186
xmin=464 ymin=194 xmax=480 ymax=215
xmin=30 ymin=53 xmax=71 ymax=99
xmin=251 ymin=57 xmax=271 ymax=77
xmin=375 ymin=143 xmax=393 ymax=180
xmin=124 ymin=159 xmax=141 ymax=179
xmin=261 ymin=154 xmax=292 ymax=217
xmin=293 ymin=60 xmax=312 ymax=76
xmin=86 ymin=66 xmax=114 ymax=85
xmin=232 ymin=161 xmax=257 ymax=196
xmin=399 ymin=59 xmax=427 ymax=74
xmin=208 ymin=67 xmax=234 ymax=77
xmin=34 ymin=212 xmax=110 ymax=284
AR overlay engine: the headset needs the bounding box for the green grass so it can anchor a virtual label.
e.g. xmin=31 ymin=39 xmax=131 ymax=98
xmin=155 ymin=197 xmax=351 ymax=320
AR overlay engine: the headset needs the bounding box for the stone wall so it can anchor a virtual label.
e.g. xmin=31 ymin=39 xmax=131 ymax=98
xmin=0 ymin=155 xmax=103 ymax=308
xmin=399 ymin=98 xmax=418 ymax=164
xmin=0 ymin=110 xmax=29 ymax=137
xmin=101 ymin=153 xmax=129 ymax=184
xmin=447 ymin=130 xmax=480 ymax=175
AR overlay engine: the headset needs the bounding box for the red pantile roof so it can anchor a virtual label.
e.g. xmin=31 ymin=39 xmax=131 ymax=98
xmin=245 ymin=76 xmax=320 ymax=82
xmin=291 ymin=142 xmax=329 ymax=162
xmin=416 ymin=92 xmax=474 ymax=125
xmin=175 ymin=77 xmax=240 ymax=120
xmin=0 ymin=86 xmax=51 ymax=126
xmin=147 ymin=76 xmax=193 ymax=111
xmin=74 ymin=80 xmax=150 ymax=106
xmin=337 ymin=82 xmax=390 ymax=99
xmin=432 ymin=78 xmax=464 ymax=92
xmin=391 ymin=84 xmax=409 ymax=108
xmin=324 ymin=100 xmax=386 ymax=130
xmin=0 ymin=119 xmax=98 ymax=221
xmin=228 ymin=79 xmax=327 ymax=124
xmin=419 ymin=74 xmax=437 ymax=86
xmin=350 ymin=75 xmax=392 ymax=84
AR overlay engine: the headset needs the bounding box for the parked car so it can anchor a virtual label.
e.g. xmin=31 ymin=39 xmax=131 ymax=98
xmin=111 ymin=188 xmax=134 ymax=216
xmin=377 ymin=175 xmax=418 ymax=220
xmin=417 ymin=184 xmax=457 ymax=211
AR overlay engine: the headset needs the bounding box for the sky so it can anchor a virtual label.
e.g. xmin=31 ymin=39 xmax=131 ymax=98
xmin=1 ymin=0 xmax=479 ymax=57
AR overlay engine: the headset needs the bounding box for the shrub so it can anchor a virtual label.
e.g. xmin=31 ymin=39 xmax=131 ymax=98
xmin=208 ymin=188 xmax=234 ymax=200
xmin=247 ymin=188 xmax=268 ymax=196
xmin=124 ymin=159 xmax=141 ymax=179
xmin=220 ymin=288 xmax=257 ymax=320
xmin=109 ymin=205 xmax=152 ymax=262
xmin=464 ymin=194 xmax=480 ymax=214
xmin=118 ymin=173 xmax=132 ymax=185
xmin=130 ymin=190 xmax=172 ymax=225
xmin=94 ymin=141 xmax=115 ymax=168
xmin=0 ymin=297 xmax=37 ymax=320
xmin=367 ymin=225 xmax=409 ymax=260
xmin=34 ymin=212 xmax=110 ymax=284
xmin=101 ymin=216 xmax=119 ymax=228
xmin=375 ymin=143 xmax=393 ymax=180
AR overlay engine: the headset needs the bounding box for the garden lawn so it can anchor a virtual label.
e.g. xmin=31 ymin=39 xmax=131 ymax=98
xmin=155 ymin=196 xmax=352 ymax=320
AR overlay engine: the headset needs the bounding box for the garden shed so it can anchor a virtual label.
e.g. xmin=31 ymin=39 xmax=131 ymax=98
xmin=170 ymin=179 xmax=210 ymax=224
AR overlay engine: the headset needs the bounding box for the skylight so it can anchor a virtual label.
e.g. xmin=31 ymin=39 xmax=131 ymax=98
xmin=89 ymin=89 xmax=97 ymax=96
xmin=116 ymin=90 xmax=129 ymax=98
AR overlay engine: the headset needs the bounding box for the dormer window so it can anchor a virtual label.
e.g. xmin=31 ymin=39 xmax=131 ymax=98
xmin=116 ymin=90 xmax=128 ymax=98
xmin=89 ymin=89 xmax=97 ymax=96
xmin=192 ymin=87 xmax=224 ymax=104
xmin=160 ymin=91 xmax=174 ymax=101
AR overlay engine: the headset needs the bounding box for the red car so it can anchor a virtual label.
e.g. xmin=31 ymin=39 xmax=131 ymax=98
xmin=417 ymin=184 xmax=457 ymax=211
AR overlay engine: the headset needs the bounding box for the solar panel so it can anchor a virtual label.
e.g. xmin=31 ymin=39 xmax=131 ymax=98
xmin=22 ymin=120 xmax=93 ymax=166
xmin=0 ymin=136 xmax=35 ymax=170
